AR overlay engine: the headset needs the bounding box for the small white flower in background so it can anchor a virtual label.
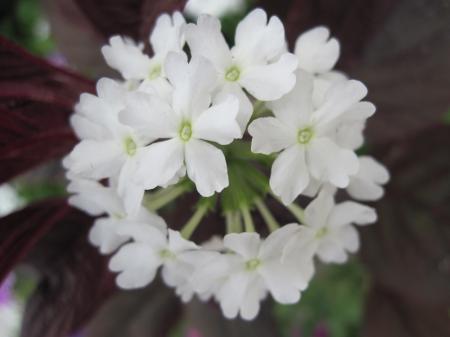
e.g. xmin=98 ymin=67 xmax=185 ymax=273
xmin=0 ymin=184 xmax=23 ymax=216
xmin=63 ymin=8 xmax=389 ymax=321
xmin=249 ymin=69 xmax=369 ymax=205
xmin=184 ymin=0 xmax=246 ymax=18
xmin=185 ymin=8 xmax=298 ymax=132
xmin=102 ymin=12 xmax=185 ymax=96
xmin=0 ymin=275 xmax=22 ymax=337
xmin=191 ymin=230 xmax=314 ymax=320
xmin=283 ymin=190 xmax=377 ymax=264
xmin=67 ymin=177 xmax=165 ymax=254
xmin=125 ymin=53 xmax=242 ymax=196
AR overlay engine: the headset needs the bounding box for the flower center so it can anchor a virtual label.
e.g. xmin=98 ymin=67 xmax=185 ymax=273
xmin=225 ymin=66 xmax=240 ymax=82
xmin=179 ymin=121 xmax=193 ymax=142
xmin=297 ymin=127 xmax=314 ymax=145
xmin=245 ymin=258 xmax=261 ymax=271
xmin=315 ymin=227 xmax=328 ymax=239
xmin=159 ymin=249 xmax=175 ymax=259
xmin=124 ymin=137 xmax=137 ymax=156
xmin=149 ymin=64 xmax=162 ymax=80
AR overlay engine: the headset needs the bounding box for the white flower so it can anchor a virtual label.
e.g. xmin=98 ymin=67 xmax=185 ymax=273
xmin=347 ymin=156 xmax=390 ymax=201
xmin=109 ymin=223 xmax=203 ymax=292
xmin=283 ymin=191 xmax=377 ymax=264
xmin=184 ymin=0 xmax=245 ymax=18
xmin=191 ymin=230 xmax=314 ymax=320
xmin=249 ymin=69 xmax=367 ymax=204
xmin=67 ymin=177 xmax=165 ymax=254
xmin=185 ymin=8 xmax=298 ymax=132
xmin=64 ymin=78 xmax=153 ymax=215
xmin=124 ymin=53 xmax=241 ymax=197
xmin=101 ymin=12 xmax=185 ymax=86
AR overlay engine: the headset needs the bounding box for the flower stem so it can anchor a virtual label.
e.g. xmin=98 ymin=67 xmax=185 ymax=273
xmin=181 ymin=204 xmax=209 ymax=239
xmin=254 ymin=198 xmax=280 ymax=232
xmin=286 ymin=203 xmax=305 ymax=223
xmin=270 ymin=190 xmax=306 ymax=223
xmin=144 ymin=184 xmax=189 ymax=212
xmin=241 ymin=206 xmax=255 ymax=232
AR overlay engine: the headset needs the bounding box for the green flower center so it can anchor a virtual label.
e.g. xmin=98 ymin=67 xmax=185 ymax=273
xmin=124 ymin=137 xmax=137 ymax=156
xmin=179 ymin=121 xmax=193 ymax=142
xmin=160 ymin=249 xmax=175 ymax=259
xmin=149 ymin=64 xmax=162 ymax=80
xmin=315 ymin=227 xmax=328 ymax=239
xmin=297 ymin=127 xmax=314 ymax=145
xmin=245 ymin=258 xmax=261 ymax=271
xmin=225 ymin=66 xmax=240 ymax=82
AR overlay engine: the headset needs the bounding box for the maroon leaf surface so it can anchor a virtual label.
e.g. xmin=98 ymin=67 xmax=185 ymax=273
xmin=0 ymin=37 xmax=94 ymax=184
xmin=0 ymin=199 xmax=72 ymax=283
xmin=16 ymin=200 xmax=115 ymax=337
xmin=360 ymin=124 xmax=450 ymax=337
xmin=73 ymin=0 xmax=186 ymax=47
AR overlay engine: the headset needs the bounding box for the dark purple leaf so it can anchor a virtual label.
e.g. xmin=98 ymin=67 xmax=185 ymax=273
xmin=73 ymin=0 xmax=186 ymax=46
xmin=0 ymin=37 xmax=94 ymax=184
xmin=360 ymin=124 xmax=450 ymax=336
xmin=0 ymin=199 xmax=73 ymax=283
xmin=18 ymin=201 xmax=116 ymax=337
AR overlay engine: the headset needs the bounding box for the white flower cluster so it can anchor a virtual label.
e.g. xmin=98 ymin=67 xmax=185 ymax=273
xmin=64 ymin=9 xmax=389 ymax=320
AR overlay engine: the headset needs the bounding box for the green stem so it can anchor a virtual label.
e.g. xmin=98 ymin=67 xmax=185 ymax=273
xmin=241 ymin=206 xmax=255 ymax=232
xmin=144 ymin=184 xmax=188 ymax=212
xmin=254 ymin=198 xmax=280 ymax=232
xmin=225 ymin=211 xmax=234 ymax=234
xmin=181 ymin=204 xmax=209 ymax=239
xmin=270 ymin=190 xmax=306 ymax=223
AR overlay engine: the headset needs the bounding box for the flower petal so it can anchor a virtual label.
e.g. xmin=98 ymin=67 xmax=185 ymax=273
xmin=109 ymin=243 xmax=160 ymax=289
xmin=267 ymin=69 xmax=314 ymax=128
xmin=294 ymin=26 xmax=340 ymax=74
xmin=307 ymin=137 xmax=359 ymax=188
xmin=184 ymin=15 xmax=232 ymax=70
xmin=304 ymin=189 xmax=335 ymax=229
xmin=193 ymin=95 xmax=241 ymax=145
xmin=150 ymin=12 xmax=185 ymax=57
xmin=328 ymin=201 xmax=377 ymax=228
xmin=136 ymin=138 xmax=185 ymax=189
xmin=270 ymin=145 xmax=310 ymax=205
xmin=249 ymin=117 xmax=296 ymax=155
xmin=213 ymin=82 xmax=253 ymax=134
xmin=223 ymin=232 xmax=261 ymax=259
xmin=167 ymin=229 xmax=198 ymax=253
xmin=239 ymin=53 xmax=298 ymax=101
xmin=185 ymin=139 xmax=229 ymax=196
xmin=233 ymin=8 xmax=286 ymax=63
xmin=89 ymin=218 xmax=129 ymax=254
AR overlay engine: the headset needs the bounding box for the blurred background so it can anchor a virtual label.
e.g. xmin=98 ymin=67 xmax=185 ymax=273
xmin=0 ymin=0 xmax=449 ymax=337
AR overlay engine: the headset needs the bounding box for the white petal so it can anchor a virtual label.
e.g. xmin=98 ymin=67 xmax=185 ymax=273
xmin=259 ymin=262 xmax=301 ymax=304
xmin=101 ymin=36 xmax=152 ymax=80
xmin=167 ymin=229 xmax=198 ymax=253
xmin=233 ymin=8 xmax=286 ymax=63
xmin=294 ymin=26 xmax=340 ymax=74
xmin=347 ymin=156 xmax=390 ymax=201
xmin=248 ymin=117 xmax=296 ymax=155
xmin=184 ymin=15 xmax=232 ymax=70
xmin=213 ymin=82 xmax=253 ymax=134
xmin=337 ymin=225 xmax=360 ymax=253
xmin=193 ymin=95 xmax=241 ymax=145
xmin=89 ymin=218 xmax=129 ymax=254
xmin=270 ymin=146 xmax=310 ymax=205
xmin=328 ymin=201 xmax=377 ymax=228
xmin=313 ymin=80 xmax=368 ymax=126
xmin=120 ymin=91 xmax=178 ymax=140
xmin=312 ymin=71 xmax=347 ymax=108
xmin=70 ymin=114 xmax=108 ymax=141
xmin=259 ymin=223 xmax=301 ymax=260
xmin=136 ymin=139 xmax=185 ymax=189
xmin=240 ymin=53 xmax=298 ymax=101
xmin=304 ymin=189 xmax=335 ymax=229
xmin=109 ymin=243 xmax=160 ymax=289
xmin=116 ymin=222 xmax=167 ymax=247
xmin=217 ymin=271 xmax=251 ymax=319
xmin=239 ymin=275 xmax=266 ymax=320
xmin=223 ymin=232 xmax=261 ymax=259
xmin=307 ymin=138 xmax=359 ymax=188
xmin=185 ymin=139 xmax=229 ymax=196
xmin=316 ymin=238 xmax=348 ymax=264
xmin=66 ymin=140 xmax=123 ymax=179
xmin=150 ymin=12 xmax=185 ymax=56
xmin=96 ymin=78 xmax=127 ymax=107
xmin=267 ymin=69 xmax=314 ymax=128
